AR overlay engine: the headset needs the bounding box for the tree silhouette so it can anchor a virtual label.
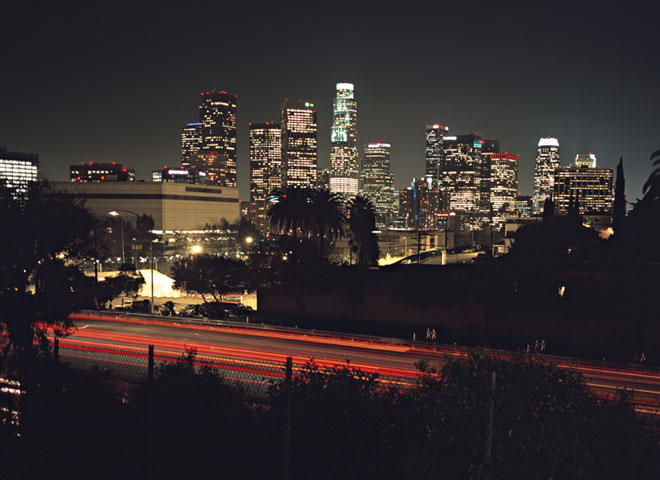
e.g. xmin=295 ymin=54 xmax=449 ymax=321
xmin=628 ymin=149 xmax=660 ymax=263
xmin=613 ymin=157 xmax=626 ymax=239
xmin=171 ymin=254 xmax=246 ymax=303
xmin=347 ymin=196 xmax=380 ymax=265
xmin=267 ymin=187 xmax=346 ymax=256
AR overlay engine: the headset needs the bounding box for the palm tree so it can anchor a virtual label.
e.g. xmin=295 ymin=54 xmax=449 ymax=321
xmin=347 ymin=196 xmax=379 ymax=265
xmin=642 ymin=149 xmax=660 ymax=203
xmin=628 ymin=149 xmax=660 ymax=263
xmin=267 ymin=187 xmax=315 ymax=237
xmin=267 ymin=187 xmax=346 ymax=256
xmin=309 ymin=189 xmax=346 ymax=256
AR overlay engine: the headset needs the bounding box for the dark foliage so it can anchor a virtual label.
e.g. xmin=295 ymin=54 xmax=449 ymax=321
xmin=171 ymin=254 xmax=247 ymax=302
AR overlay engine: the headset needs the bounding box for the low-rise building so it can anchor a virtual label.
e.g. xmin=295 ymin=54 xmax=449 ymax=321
xmin=53 ymin=181 xmax=239 ymax=231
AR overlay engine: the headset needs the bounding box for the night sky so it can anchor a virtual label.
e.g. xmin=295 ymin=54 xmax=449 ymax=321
xmin=2 ymin=1 xmax=659 ymax=202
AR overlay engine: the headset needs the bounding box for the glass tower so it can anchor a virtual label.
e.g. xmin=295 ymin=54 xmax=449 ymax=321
xmin=181 ymin=122 xmax=203 ymax=167
xmin=440 ymin=134 xmax=495 ymax=230
xmin=533 ymin=137 xmax=561 ymax=214
xmin=361 ymin=142 xmax=395 ymax=228
xmin=199 ymin=90 xmax=238 ymax=187
xmin=249 ymin=122 xmax=282 ymax=232
xmin=425 ymin=123 xmax=449 ymax=183
xmin=281 ymin=99 xmax=318 ymax=189
xmin=485 ymin=152 xmax=519 ymax=228
xmin=329 ymin=82 xmax=359 ymax=198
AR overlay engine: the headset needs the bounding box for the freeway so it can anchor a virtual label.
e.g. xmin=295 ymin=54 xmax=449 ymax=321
xmin=63 ymin=312 xmax=660 ymax=412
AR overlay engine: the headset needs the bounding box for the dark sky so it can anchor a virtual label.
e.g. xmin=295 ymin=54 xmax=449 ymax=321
xmin=2 ymin=1 xmax=659 ymax=201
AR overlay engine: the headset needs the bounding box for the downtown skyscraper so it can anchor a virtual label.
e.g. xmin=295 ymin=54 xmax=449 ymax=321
xmin=439 ymin=134 xmax=498 ymax=230
xmin=361 ymin=142 xmax=395 ymax=228
xmin=329 ymin=83 xmax=359 ymax=198
xmin=485 ymin=152 xmax=519 ymax=228
xmin=180 ymin=122 xmax=203 ymax=166
xmin=281 ymin=99 xmax=318 ymax=188
xmin=180 ymin=90 xmax=237 ymax=188
xmin=533 ymin=137 xmax=560 ymax=214
xmin=425 ymin=123 xmax=449 ymax=183
xmin=249 ymin=122 xmax=282 ymax=232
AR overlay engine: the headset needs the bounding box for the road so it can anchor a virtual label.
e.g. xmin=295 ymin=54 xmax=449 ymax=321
xmin=62 ymin=312 xmax=660 ymax=412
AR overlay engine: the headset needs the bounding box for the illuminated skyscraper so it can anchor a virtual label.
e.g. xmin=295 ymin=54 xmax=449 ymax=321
xmin=281 ymin=99 xmax=318 ymax=188
xmin=533 ymin=137 xmax=560 ymax=214
xmin=361 ymin=142 xmax=395 ymax=228
xmin=181 ymin=122 xmax=203 ymax=167
xmin=249 ymin=122 xmax=282 ymax=232
xmin=329 ymin=83 xmax=359 ymax=198
xmin=199 ymin=90 xmax=237 ymax=187
xmin=439 ymin=134 xmax=495 ymax=230
xmin=484 ymin=153 xmax=519 ymax=228
xmin=0 ymin=146 xmax=39 ymax=202
xmin=425 ymin=123 xmax=449 ymax=182
xmin=554 ymin=155 xmax=613 ymax=215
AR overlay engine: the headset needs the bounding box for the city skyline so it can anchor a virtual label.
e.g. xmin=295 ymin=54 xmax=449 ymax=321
xmin=2 ymin=2 xmax=659 ymax=202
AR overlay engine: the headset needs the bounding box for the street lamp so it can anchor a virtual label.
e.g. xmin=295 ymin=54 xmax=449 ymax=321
xmin=191 ymin=245 xmax=202 ymax=255
xmin=109 ymin=209 xmax=155 ymax=314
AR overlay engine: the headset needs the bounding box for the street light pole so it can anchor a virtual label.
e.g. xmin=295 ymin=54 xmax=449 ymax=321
xmin=109 ymin=210 xmax=155 ymax=314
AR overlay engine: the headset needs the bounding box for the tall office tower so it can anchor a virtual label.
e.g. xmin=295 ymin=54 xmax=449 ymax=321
xmin=575 ymin=152 xmax=597 ymax=168
xmin=249 ymin=122 xmax=282 ymax=232
xmin=199 ymin=90 xmax=238 ymax=187
xmin=361 ymin=142 xmax=395 ymax=228
xmin=329 ymin=83 xmax=359 ymax=197
xmin=485 ymin=153 xmax=519 ymax=228
xmin=439 ymin=134 xmax=494 ymax=230
xmin=281 ymin=99 xmax=318 ymax=188
xmin=181 ymin=122 xmax=203 ymax=167
xmin=553 ymin=156 xmax=613 ymax=215
xmin=70 ymin=162 xmax=136 ymax=182
xmin=425 ymin=123 xmax=449 ymax=182
xmin=0 ymin=146 xmax=39 ymax=202
xmin=533 ymin=137 xmax=560 ymax=214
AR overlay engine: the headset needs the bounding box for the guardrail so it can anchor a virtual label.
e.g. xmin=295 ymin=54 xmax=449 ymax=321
xmin=72 ymin=309 xmax=412 ymax=347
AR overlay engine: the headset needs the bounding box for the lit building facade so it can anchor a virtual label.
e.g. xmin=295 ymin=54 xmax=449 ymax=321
xmin=515 ymin=194 xmax=533 ymax=217
xmin=553 ymin=159 xmax=613 ymax=215
xmin=361 ymin=142 xmax=395 ymax=228
xmin=249 ymin=122 xmax=282 ymax=232
xmin=198 ymin=90 xmax=238 ymax=187
xmin=180 ymin=122 xmax=203 ymax=166
xmin=396 ymin=178 xmax=443 ymax=230
xmin=575 ymin=152 xmax=597 ymax=168
xmin=317 ymin=167 xmax=330 ymax=190
xmin=329 ymin=83 xmax=359 ymax=198
xmin=533 ymin=137 xmax=560 ymax=214
xmin=152 ymin=166 xmax=209 ymax=184
xmin=70 ymin=162 xmax=136 ymax=182
xmin=425 ymin=123 xmax=449 ymax=182
xmin=0 ymin=146 xmax=39 ymax=201
xmin=486 ymin=153 xmax=519 ymax=228
xmin=439 ymin=134 xmax=495 ymax=230
xmin=281 ymin=99 xmax=318 ymax=188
